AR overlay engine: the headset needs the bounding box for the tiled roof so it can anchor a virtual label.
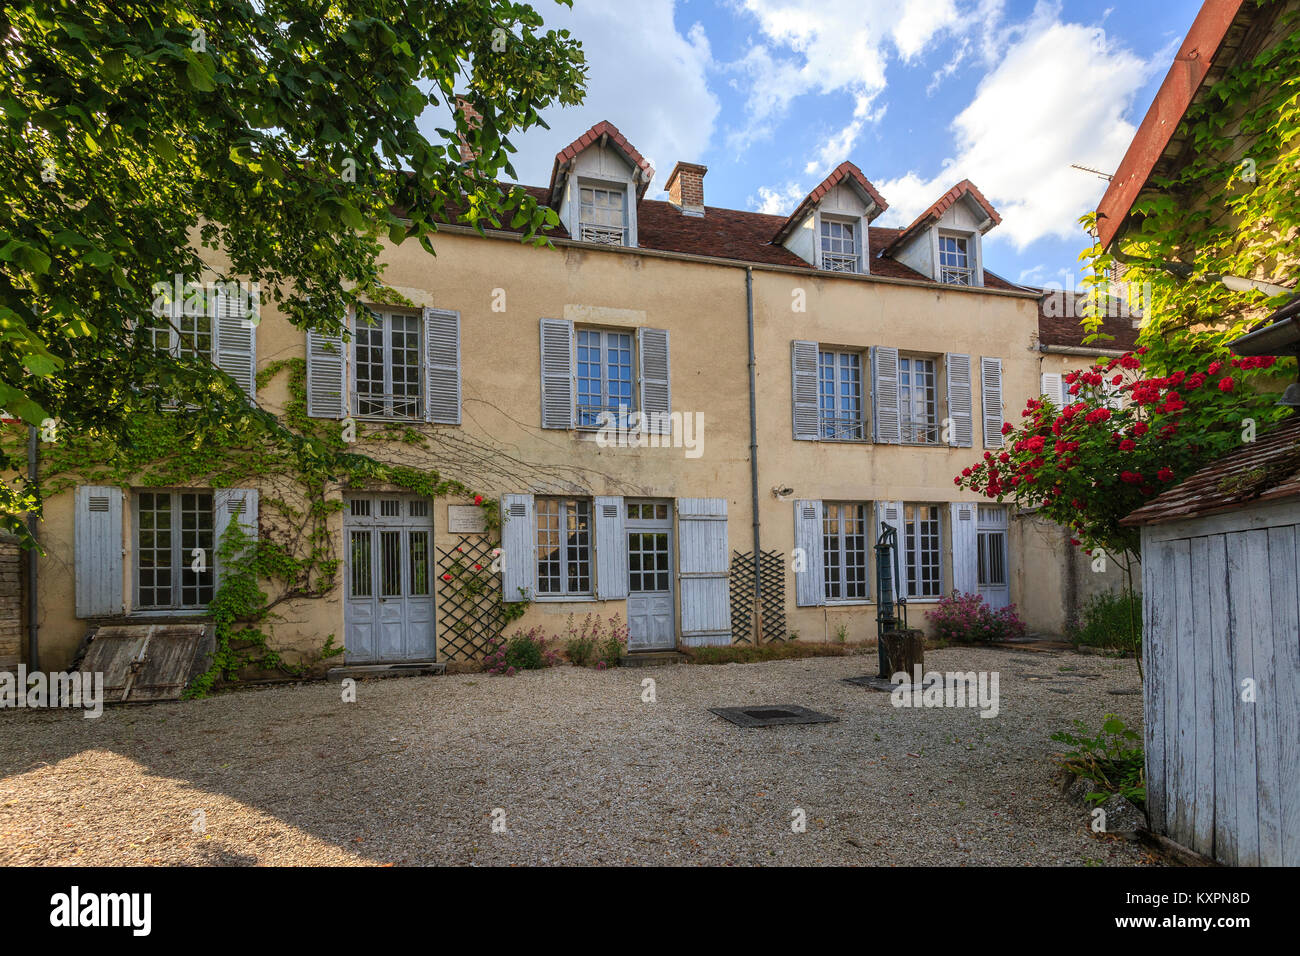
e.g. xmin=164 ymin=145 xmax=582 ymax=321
xmin=772 ymin=162 xmax=888 ymax=243
xmin=547 ymin=120 xmax=654 ymax=202
xmin=1121 ymin=414 xmax=1300 ymax=526
xmin=1037 ymin=291 xmax=1141 ymax=351
xmin=882 ymin=179 xmax=1002 ymax=255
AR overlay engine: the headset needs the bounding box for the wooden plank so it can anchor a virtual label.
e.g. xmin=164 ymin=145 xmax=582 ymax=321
xmin=1268 ymin=525 xmax=1300 ymax=866
xmin=1208 ymin=533 xmax=1237 ymax=865
xmin=1142 ymin=533 xmax=1168 ymax=834
xmin=1171 ymin=538 xmax=1194 ymax=849
xmin=1245 ymin=529 xmax=1282 ymax=866
xmin=1189 ymin=536 xmax=1215 ymax=857
xmin=1226 ymin=531 xmax=1260 ymax=866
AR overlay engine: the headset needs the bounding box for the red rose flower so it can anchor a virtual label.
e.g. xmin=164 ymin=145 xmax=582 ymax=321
xmin=1218 ymin=376 xmax=1235 ymax=392
xmin=474 ymin=494 xmax=484 ymax=505
xmin=1157 ymin=467 xmax=1174 ymax=482
xmin=1119 ymin=439 xmax=1136 ymax=451
xmin=442 ymin=573 xmax=453 ymax=581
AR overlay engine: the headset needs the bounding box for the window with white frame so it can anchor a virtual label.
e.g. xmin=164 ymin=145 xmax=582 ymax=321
xmin=817 ymin=349 xmax=865 ymax=439
xmin=536 ymin=497 xmax=592 ymax=596
xmin=135 ymin=490 xmax=215 ymax=609
xmin=823 ymin=502 xmax=870 ymax=602
xmin=819 ymin=218 xmax=859 ymax=273
xmin=354 ymin=307 xmax=421 ymax=419
xmin=576 ymin=328 xmax=635 ymax=429
xmin=938 ymin=234 xmax=973 ymax=285
xmin=904 ymin=503 xmax=943 ymax=599
xmin=152 ymin=308 xmax=214 ymax=363
xmin=899 ymin=355 xmax=939 ymax=443
xmin=578 ymin=185 xmax=627 ymax=245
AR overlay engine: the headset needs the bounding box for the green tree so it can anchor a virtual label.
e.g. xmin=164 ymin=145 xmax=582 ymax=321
xmin=0 ymin=0 xmax=586 ymax=538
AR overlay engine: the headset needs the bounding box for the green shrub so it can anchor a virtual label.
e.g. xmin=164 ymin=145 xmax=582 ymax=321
xmin=562 ymin=613 xmax=628 ymax=669
xmin=680 ymin=640 xmax=856 ymax=665
xmin=924 ymin=591 xmax=1026 ymax=644
xmin=1051 ymin=714 xmax=1146 ymax=809
xmin=1069 ymin=589 xmax=1142 ymax=654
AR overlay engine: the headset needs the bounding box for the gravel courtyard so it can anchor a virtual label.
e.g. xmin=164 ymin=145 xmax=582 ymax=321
xmin=0 ymin=647 xmax=1157 ymax=866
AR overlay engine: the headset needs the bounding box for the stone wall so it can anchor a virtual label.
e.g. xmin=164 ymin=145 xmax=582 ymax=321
xmin=0 ymin=532 xmax=24 ymax=668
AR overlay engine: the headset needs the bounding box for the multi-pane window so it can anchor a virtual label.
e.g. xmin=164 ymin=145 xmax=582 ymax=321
xmin=576 ymin=328 xmax=634 ymax=428
xmin=899 ymin=356 xmax=938 ymax=443
xmin=135 ymin=490 xmax=215 ymax=610
xmin=977 ymin=505 xmax=1008 ymax=588
xmin=354 ymin=308 xmax=421 ymax=419
xmin=938 ymin=234 xmax=972 ymax=285
xmin=536 ymin=498 xmax=592 ymax=596
xmin=823 ymin=503 xmax=869 ymax=602
xmin=579 ymin=185 xmax=626 ymax=245
xmin=817 ymin=350 xmax=865 ymax=439
xmin=904 ymin=504 xmax=942 ymax=599
xmin=820 ymin=219 xmax=859 ymax=273
xmin=628 ymin=532 xmax=670 ymax=592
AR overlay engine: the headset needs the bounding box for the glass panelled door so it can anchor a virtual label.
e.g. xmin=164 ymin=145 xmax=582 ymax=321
xmin=344 ymin=496 xmax=435 ymax=662
xmin=626 ymin=500 xmax=675 ymax=651
xmin=977 ymin=505 xmax=1010 ymax=610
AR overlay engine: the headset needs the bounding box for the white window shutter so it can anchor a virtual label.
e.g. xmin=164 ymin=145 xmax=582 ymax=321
xmin=214 ymin=488 xmax=259 ymax=583
xmin=539 ymin=318 xmax=574 ymax=429
xmin=500 ymin=494 xmax=535 ymax=602
xmin=870 ymin=346 xmax=901 ymax=444
xmin=424 ymin=307 xmax=461 ymax=425
xmin=875 ymin=500 xmax=905 ymax=596
xmin=306 ymin=320 xmax=347 ymax=419
xmin=677 ymin=498 xmax=731 ymax=646
xmin=1041 ymin=372 xmax=1064 ymax=407
xmin=75 ymin=485 xmax=123 ymax=617
xmin=638 ymin=328 xmax=671 ymax=435
xmin=594 ymin=496 xmax=628 ymax=600
xmin=945 ymin=352 xmax=973 ymax=447
xmin=791 ymin=340 xmax=819 ymax=440
xmin=981 ymin=357 xmax=1004 ymax=449
xmin=793 ymin=499 xmax=825 ymax=607
xmin=950 ymin=502 xmax=977 ymax=595
xmin=213 ymin=290 xmax=256 ymax=400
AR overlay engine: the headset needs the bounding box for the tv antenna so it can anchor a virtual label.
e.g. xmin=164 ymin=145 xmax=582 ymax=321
xmin=1070 ymin=163 xmax=1113 ymax=181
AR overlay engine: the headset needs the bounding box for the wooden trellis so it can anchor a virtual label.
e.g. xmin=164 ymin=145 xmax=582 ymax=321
xmin=435 ymin=537 xmax=504 ymax=661
xmin=730 ymin=550 xmax=788 ymax=644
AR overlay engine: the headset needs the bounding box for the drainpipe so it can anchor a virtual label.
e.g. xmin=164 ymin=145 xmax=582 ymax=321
xmin=26 ymin=425 xmax=38 ymax=671
xmin=745 ymin=266 xmax=762 ymax=642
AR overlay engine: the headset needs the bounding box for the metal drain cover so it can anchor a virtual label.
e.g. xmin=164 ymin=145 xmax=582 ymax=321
xmin=709 ymin=704 xmax=838 ymax=727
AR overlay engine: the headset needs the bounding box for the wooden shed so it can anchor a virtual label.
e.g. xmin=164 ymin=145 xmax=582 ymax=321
xmin=1122 ymin=413 xmax=1300 ymax=865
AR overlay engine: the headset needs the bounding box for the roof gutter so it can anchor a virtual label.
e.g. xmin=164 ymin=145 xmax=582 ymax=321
xmin=26 ymin=425 xmax=38 ymax=671
xmin=1038 ymin=343 xmax=1130 ymax=358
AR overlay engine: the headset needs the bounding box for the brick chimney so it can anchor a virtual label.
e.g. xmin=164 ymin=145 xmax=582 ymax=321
xmin=666 ymin=162 xmax=707 ymax=216
xmin=455 ymin=95 xmax=482 ymax=163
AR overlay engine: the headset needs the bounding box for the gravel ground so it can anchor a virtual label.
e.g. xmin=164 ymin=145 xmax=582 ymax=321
xmin=0 ymin=646 xmax=1159 ymax=866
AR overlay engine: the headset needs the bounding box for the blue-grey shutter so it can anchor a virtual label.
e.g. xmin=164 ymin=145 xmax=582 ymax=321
xmin=75 ymin=485 xmax=123 ymax=617
xmin=876 ymin=500 xmax=905 ymax=595
xmin=214 ymin=488 xmax=259 ymax=584
xmin=677 ymin=497 xmax=731 ymax=646
xmin=791 ymin=340 xmax=819 ymax=440
xmin=981 ymin=356 xmax=1004 ymax=449
xmin=793 ymin=499 xmax=825 ymax=607
xmin=950 ymin=502 xmax=977 ymax=595
xmin=637 ymin=327 xmax=671 ymax=435
xmin=946 ymin=352 xmax=973 ymax=447
xmin=539 ymin=318 xmax=574 ymax=429
xmin=594 ymin=495 xmax=628 ymax=600
xmin=214 ymin=289 xmax=256 ymax=400
xmin=871 ymin=346 xmax=901 ymax=444
xmin=306 ymin=323 xmax=346 ymax=419
xmin=424 ymin=307 xmax=461 ymax=424
xmin=500 ymin=494 xmax=535 ymax=602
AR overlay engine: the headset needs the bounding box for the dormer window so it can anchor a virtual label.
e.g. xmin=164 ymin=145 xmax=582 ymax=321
xmin=578 ymin=185 xmax=627 ymax=245
xmin=820 ymin=218 xmax=860 ymax=273
xmin=938 ymin=233 xmax=973 ymax=285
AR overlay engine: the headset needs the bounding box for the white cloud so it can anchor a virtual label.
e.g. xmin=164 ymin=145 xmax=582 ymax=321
xmin=749 ymin=181 xmax=807 ymax=215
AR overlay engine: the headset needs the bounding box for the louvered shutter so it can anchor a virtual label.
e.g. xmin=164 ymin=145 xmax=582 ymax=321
xmin=870 ymin=346 xmax=901 ymax=444
xmin=214 ymin=488 xmax=259 ymax=584
xmin=1041 ymin=372 xmax=1064 ymax=407
xmin=945 ymin=352 xmax=973 ymax=447
xmin=75 ymin=485 xmax=123 ymax=617
xmin=594 ymin=495 xmax=628 ymax=600
xmin=638 ymin=328 xmax=671 ymax=435
xmin=950 ymin=502 xmax=977 ymax=595
xmin=677 ymin=498 xmax=731 ymax=646
xmin=875 ymin=500 xmax=905 ymax=597
xmin=791 ymin=340 xmax=820 ymax=440
xmin=539 ymin=318 xmax=574 ymax=429
xmin=981 ymin=357 xmax=1004 ymax=449
xmin=214 ymin=289 xmax=256 ymax=400
xmin=306 ymin=322 xmax=347 ymax=419
xmin=424 ymin=307 xmax=461 ymax=425
xmin=793 ymin=499 xmax=825 ymax=607
xmin=500 ymin=494 xmax=535 ymax=602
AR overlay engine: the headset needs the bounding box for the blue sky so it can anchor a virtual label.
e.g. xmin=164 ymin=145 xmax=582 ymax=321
xmin=496 ymin=0 xmax=1202 ymax=287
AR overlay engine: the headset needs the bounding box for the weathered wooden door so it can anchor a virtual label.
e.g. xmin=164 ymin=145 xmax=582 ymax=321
xmin=677 ymin=498 xmax=732 ymax=646
xmin=344 ymin=495 xmax=436 ymax=662
xmin=976 ymin=505 xmax=1010 ymax=610
xmin=626 ymin=499 xmax=674 ymax=651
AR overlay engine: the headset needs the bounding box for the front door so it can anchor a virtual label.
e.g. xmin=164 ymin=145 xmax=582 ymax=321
xmin=977 ymin=505 xmax=1010 ymax=610
xmin=626 ymin=499 xmax=675 ymax=651
xmin=344 ymin=495 xmax=436 ymax=662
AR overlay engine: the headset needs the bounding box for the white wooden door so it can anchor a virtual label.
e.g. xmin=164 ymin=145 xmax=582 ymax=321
xmin=626 ymin=500 xmax=674 ymax=651
xmin=344 ymin=495 xmax=436 ymax=662
xmin=976 ymin=505 xmax=1010 ymax=610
